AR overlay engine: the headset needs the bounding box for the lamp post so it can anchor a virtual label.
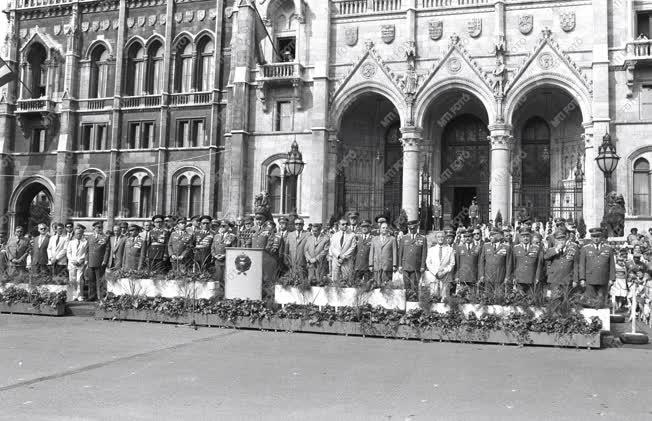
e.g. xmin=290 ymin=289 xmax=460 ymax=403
xmin=595 ymin=132 xmax=620 ymax=218
xmin=284 ymin=140 xmax=305 ymax=213
xmin=574 ymin=157 xmax=584 ymax=224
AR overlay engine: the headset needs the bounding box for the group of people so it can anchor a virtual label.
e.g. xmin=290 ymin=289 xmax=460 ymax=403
xmin=1 ymin=206 xmax=651 ymax=310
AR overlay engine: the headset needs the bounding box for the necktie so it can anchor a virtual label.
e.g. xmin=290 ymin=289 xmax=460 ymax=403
xmin=55 ymin=235 xmax=60 ymax=246
xmin=525 ymin=244 xmax=529 ymax=253
xmin=438 ymin=245 xmax=442 ymax=262
xmin=340 ymin=233 xmax=344 ymax=248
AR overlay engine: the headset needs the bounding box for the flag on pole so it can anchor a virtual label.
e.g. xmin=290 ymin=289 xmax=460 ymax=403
xmin=0 ymin=56 xmax=14 ymax=88
xmin=251 ymin=2 xmax=281 ymax=63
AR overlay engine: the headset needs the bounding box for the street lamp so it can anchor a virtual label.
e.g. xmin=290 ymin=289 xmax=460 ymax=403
xmin=574 ymin=157 xmax=584 ymax=224
xmin=284 ymin=140 xmax=305 ymax=177
xmin=595 ymin=132 xmax=620 ymax=195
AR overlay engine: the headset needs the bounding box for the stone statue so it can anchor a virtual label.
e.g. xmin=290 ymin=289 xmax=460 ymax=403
xmin=603 ymin=192 xmax=626 ymax=238
xmin=491 ymin=56 xmax=506 ymax=96
xmin=254 ymin=191 xmax=273 ymax=222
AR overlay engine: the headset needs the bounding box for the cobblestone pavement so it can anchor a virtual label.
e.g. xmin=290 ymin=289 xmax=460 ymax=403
xmin=1 ymin=315 xmax=651 ymax=421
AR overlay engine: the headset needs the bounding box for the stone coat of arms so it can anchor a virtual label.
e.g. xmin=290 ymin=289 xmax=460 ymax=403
xmin=519 ymin=15 xmax=533 ymax=35
xmin=429 ymin=20 xmax=443 ymax=41
xmin=560 ymin=12 xmax=575 ymax=32
xmin=197 ymin=10 xmax=206 ymax=21
xmin=235 ymin=254 xmax=252 ymax=275
xmin=148 ymin=15 xmax=156 ymax=26
xmin=345 ymin=26 xmax=358 ymax=47
xmin=53 ymin=25 xmax=61 ymax=35
xmin=381 ymin=24 xmax=395 ymax=44
xmin=467 ymin=18 xmax=482 ymax=38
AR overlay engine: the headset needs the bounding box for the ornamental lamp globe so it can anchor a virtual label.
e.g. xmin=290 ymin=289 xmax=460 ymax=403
xmin=284 ymin=140 xmax=305 ymax=177
xmin=595 ymin=132 xmax=620 ymax=175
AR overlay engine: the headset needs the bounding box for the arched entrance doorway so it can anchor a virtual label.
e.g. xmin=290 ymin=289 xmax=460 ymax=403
xmin=336 ymin=93 xmax=402 ymax=222
xmin=13 ymin=182 xmax=54 ymax=236
xmin=510 ymin=86 xmax=584 ymax=222
xmin=421 ymin=89 xmax=491 ymax=227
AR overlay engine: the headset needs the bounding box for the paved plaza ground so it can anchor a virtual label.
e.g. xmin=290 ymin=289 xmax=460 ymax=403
xmin=1 ymin=314 xmax=651 ymax=421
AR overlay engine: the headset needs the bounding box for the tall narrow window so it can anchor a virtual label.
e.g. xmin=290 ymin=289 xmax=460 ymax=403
xmin=178 ymin=121 xmax=190 ymax=147
xmin=84 ymin=177 xmax=95 ymax=217
xmin=268 ymin=164 xmax=282 ymax=214
xmin=275 ymin=101 xmax=292 ymax=131
xmin=193 ymin=120 xmax=204 ymax=147
xmin=126 ymin=173 xmax=153 ymax=218
xmin=141 ymin=176 xmax=152 ymax=216
xmin=148 ymin=43 xmax=164 ymax=94
xmin=142 ymin=122 xmax=154 ymax=149
xmin=26 ymin=43 xmax=47 ymax=98
xmin=175 ymin=41 xmax=193 ymax=93
xmin=126 ymin=44 xmax=145 ymax=96
xmin=31 ymin=129 xmax=46 ymax=152
xmin=95 ymin=125 xmax=107 ymax=150
xmin=89 ymin=45 xmax=110 ymax=98
xmin=128 ymin=122 xmax=141 ymax=149
xmin=634 ymin=158 xmax=650 ymax=216
xmin=81 ymin=174 xmax=105 ymax=217
xmin=81 ymin=125 xmax=93 ymax=150
xmin=190 ymin=176 xmax=202 ymax=216
xmin=176 ymin=176 xmax=189 ymax=217
xmin=198 ymin=38 xmax=214 ymax=91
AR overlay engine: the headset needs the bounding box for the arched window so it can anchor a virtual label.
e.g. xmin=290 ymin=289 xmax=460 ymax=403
xmin=266 ymin=162 xmax=297 ymax=214
xmin=89 ymin=45 xmax=110 ymax=98
xmin=198 ymin=38 xmax=214 ymax=92
xmin=634 ymin=158 xmax=650 ymax=216
xmin=126 ymin=172 xmax=152 ymax=218
xmin=26 ymin=43 xmax=47 ymax=98
xmin=174 ymin=40 xmax=193 ymax=93
xmin=148 ymin=42 xmax=164 ymax=94
xmin=175 ymin=172 xmax=202 ymax=217
xmin=80 ymin=173 xmax=105 ymax=217
xmin=126 ymin=43 xmax=145 ymax=95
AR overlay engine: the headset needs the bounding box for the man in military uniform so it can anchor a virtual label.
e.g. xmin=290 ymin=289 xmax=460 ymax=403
xmin=472 ymin=227 xmax=483 ymax=248
xmin=168 ymin=217 xmax=194 ymax=272
xmin=304 ymin=223 xmax=330 ymax=284
xmin=193 ymin=216 xmax=214 ymax=271
xmin=122 ymin=224 xmax=144 ymax=270
xmin=544 ymin=229 xmax=580 ymax=294
xmin=479 ymin=227 xmax=513 ymax=289
xmin=398 ymin=220 xmax=428 ymax=300
xmin=444 ymin=228 xmax=456 ymax=247
xmin=468 ymin=198 xmax=479 ymax=227
xmin=211 ymin=220 xmax=237 ymax=283
xmin=238 ymin=217 xmax=254 ymax=248
xmin=353 ymin=220 xmax=373 ymax=286
xmin=432 ymin=199 xmax=442 ymax=231
xmin=86 ymin=221 xmax=110 ymax=301
xmin=348 ymin=211 xmax=361 ymax=234
xmin=511 ymin=228 xmax=543 ymax=293
xmin=454 ymin=228 xmax=483 ymax=291
xmin=579 ymin=227 xmax=615 ymax=302
xmin=142 ymin=215 xmax=170 ymax=272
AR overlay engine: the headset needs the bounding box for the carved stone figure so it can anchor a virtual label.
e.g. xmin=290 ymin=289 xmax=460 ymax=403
xmin=491 ymin=56 xmax=506 ymax=96
xmin=603 ymin=192 xmax=626 ymax=238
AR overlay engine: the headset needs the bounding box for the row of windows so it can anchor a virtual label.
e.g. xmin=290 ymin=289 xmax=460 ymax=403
xmin=79 ymin=170 xmax=203 ymax=218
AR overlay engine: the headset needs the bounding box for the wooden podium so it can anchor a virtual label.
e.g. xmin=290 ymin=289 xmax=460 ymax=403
xmin=224 ymin=248 xmax=278 ymax=300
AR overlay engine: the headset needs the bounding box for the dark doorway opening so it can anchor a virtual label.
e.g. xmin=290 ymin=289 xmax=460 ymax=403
xmin=453 ymin=187 xmax=477 ymax=228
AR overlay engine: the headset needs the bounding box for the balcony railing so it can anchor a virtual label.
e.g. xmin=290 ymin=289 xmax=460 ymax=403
xmin=169 ymin=92 xmax=212 ymax=106
xmin=259 ymin=62 xmax=304 ymax=80
xmin=14 ymin=0 xmax=71 ymax=8
xmin=78 ymin=98 xmax=110 ymax=111
xmin=16 ymin=98 xmax=56 ymax=113
xmin=121 ymin=95 xmax=162 ymax=109
xmin=626 ymin=39 xmax=652 ymax=59
xmin=333 ymin=0 xmax=402 ymax=15
xmin=421 ymin=0 xmax=489 ymax=7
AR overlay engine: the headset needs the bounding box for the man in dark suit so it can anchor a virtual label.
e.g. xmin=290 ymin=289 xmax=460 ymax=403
xmin=479 ymin=227 xmax=513 ymax=289
xmin=544 ymin=228 xmax=580 ymax=294
xmin=107 ymin=224 xmax=126 ymax=271
xmin=31 ymin=223 xmax=50 ymax=274
xmin=368 ymin=222 xmax=397 ymax=286
xmin=579 ymin=227 xmax=615 ymax=303
xmin=398 ymin=219 xmax=428 ymax=300
xmin=86 ymin=221 xmax=110 ymax=301
xmin=454 ymin=228 xmax=483 ymax=290
xmin=353 ymin=220 xmax=373 ymax=285
xmin=511 ymin=228 xmax=543 ymax=293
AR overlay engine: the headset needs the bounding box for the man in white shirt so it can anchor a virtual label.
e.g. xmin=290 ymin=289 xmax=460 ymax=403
xmin=328 ymin=219 xmax=357 ymax=283
xmin=66 ymin=225 xmax=88 ymax=301
xmin=424 ymin=231 xmax=455 ymax=300
xmin=47 ymin=222 xmax=68 ymax=277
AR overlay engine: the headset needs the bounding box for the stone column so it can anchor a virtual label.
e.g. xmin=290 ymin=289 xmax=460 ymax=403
xmin=582 ymin=125 xmax=606 ymax=229
xmin=488 ymin=124 xmax=513 ymax=223
xmin=400 ymin=127 xmax=422 ymax=220
xmin=208 ymin=0 xmax=224 ymax=216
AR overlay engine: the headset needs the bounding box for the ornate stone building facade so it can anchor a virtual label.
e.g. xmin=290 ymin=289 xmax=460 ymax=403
xmin=0 ymin=0 xmax=651 ymax=234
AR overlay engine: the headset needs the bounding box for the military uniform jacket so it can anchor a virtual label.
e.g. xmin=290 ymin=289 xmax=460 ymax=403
xmin=579 ymin=243 xmax=615 ymax=286
xmin=168 ymin=230 xmax=194 ymax=260
xmin=398 ymin=234 xmax=428 ymax=272
xmin=479 ymin=242 xmax=513 ymax=283
xmin=512 ymin=243 xmax=543 ymax=285
xmin=87 ymin=233 xmax=110 ymax=268
xmin=212 ymin=233 xmax=237 ymax=263
xmin=469 ymin=204 xmax=479 ymax=219
xmin=251 ymin=227 xmax=274 ymax=251
xmin=238 ymin=228 xmax=254 ymax=248
xmin=353 ymin=233 xmax=373 ymax=271
xmin=122 ymin=236 xmax=143 ymax=270
xmin=454 ymin=242 xmax=482 ymax=284
xmin=145 ymin=228 xmax=170 ymax=260
xmin=544 ymin=242 xmax=579 ymax=286
xmin=193 ymin=230 xmax=214 ymax=262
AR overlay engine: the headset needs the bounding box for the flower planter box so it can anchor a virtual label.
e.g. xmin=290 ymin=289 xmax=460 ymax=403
xmin=0 ymin=283 xmax=67 ymax=294
xmin=405 ymin=302 xmax=610 ymax=331
xmin=0 ymin=302 xmax=66 ymax=316
xmin=108 ymin=278 xmax=218 ymax=300
xmin=95 ymin=309 xmax=600 ymax=348
xmin=274 ymin=285 xmax=406 ymax=310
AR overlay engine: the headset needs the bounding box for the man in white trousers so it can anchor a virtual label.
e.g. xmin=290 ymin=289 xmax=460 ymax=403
xmin=328 ymin=219 xmax=357 ymax=283
xmin=66 ymin=225 xmax=88 ymax=301
xmin=424 ymin=231 xmax=455 ymax=300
